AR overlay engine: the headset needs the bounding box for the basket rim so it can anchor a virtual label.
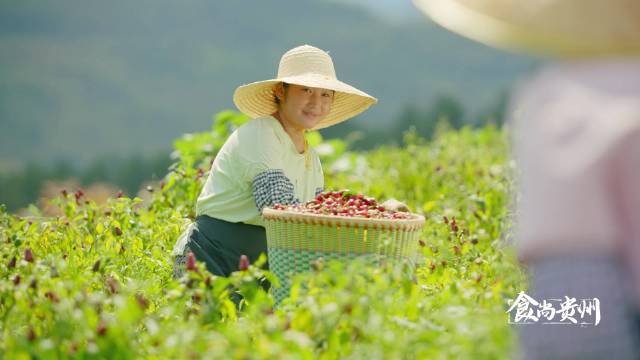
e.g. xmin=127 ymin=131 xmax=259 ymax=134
xmin=262 ymin=207 xmax=426 ymax=227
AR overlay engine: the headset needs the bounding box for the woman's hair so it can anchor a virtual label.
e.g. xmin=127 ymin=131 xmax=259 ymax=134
xmin=274 ymin=82 xmax=289 ymax=105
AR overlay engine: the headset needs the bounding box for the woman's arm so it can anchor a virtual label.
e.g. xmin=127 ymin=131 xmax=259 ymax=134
xmin=252 ymin=169 xmax=300 ymax=213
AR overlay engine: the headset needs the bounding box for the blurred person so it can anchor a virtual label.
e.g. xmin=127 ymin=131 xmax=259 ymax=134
xmin=414 ymin=0 xmax=640 ymax=358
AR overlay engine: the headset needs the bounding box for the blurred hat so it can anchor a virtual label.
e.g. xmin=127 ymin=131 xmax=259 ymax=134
xmin=233 ymin=45 xmax=377 ymax=130
xmin=413 ymin=0 xmax=640 ymax=58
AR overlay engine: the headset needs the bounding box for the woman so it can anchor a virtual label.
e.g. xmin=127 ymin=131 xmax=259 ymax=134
xmin=415 ymin=0 xmax=640 ymax=358
xmin=172 ymin=44 xmax=378 ymax=279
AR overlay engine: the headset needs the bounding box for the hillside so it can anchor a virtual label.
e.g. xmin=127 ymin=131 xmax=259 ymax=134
xmin=0 ymin=0 xmax=538 ymax=169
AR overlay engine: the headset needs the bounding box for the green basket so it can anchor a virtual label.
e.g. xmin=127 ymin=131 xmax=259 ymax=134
xmin=262 ymin=208 xmax=426 ymax=305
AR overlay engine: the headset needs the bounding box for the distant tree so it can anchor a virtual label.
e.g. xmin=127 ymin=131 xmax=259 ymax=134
xmin=395 ymin=104 xmax=421 ymax=137
xmin=392 ymin=95 xmax=465 ymax=141
xmin=0 ymin=152 xmax=172 ymax=213
xmin=427 ymin=95 xmax=465 ymax=130
xmin=319 ymin=119 xmax=359 ymax=141
xmin=474 ymin=90 xmax=510 ymax=128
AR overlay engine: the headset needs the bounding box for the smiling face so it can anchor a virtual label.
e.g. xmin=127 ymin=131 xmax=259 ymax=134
xmin=274 ymin=83 xmax=334 ymax=130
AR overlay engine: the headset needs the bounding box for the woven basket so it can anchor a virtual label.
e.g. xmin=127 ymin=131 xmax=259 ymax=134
xmin=262 ymin=208 xmax=426 ymax=305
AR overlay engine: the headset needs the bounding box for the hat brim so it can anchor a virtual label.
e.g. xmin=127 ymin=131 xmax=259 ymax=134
xmin=233 ymin=73 xmax=377 ymax=130
xmin=413 ymin=0 xmax=640 ymax=58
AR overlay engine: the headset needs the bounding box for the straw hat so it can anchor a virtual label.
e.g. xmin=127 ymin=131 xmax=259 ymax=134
xmin=413 ymin=0 xmax=640 ymax=58
xmin=233 ymin=45 xmax=377 ymax=130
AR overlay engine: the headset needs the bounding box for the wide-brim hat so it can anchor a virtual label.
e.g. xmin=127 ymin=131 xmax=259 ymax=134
xmin=233 ymin=45 xmax=378 ymax=130
xmin=413 ymin=0 xmax=640 ymax=58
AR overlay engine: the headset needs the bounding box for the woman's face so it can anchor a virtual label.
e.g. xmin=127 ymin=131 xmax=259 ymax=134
xmin=276 ymin=84 xmax=334 ymax=130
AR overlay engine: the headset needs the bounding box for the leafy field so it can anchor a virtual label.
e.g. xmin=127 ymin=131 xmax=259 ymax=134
xmin=1 ymin=111 xmax=526 ymax=359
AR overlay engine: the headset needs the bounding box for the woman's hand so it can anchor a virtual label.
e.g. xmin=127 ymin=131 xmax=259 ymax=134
xmin=381 ymin=198 xmax=411 ymax=213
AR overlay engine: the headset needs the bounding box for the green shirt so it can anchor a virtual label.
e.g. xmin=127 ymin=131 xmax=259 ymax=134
xmin=195 ymin=115 xmax=324 ymax=227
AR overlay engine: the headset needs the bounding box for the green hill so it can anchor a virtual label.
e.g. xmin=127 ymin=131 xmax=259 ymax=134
xmin=0 ymin=0 xmax=538 ymax=170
